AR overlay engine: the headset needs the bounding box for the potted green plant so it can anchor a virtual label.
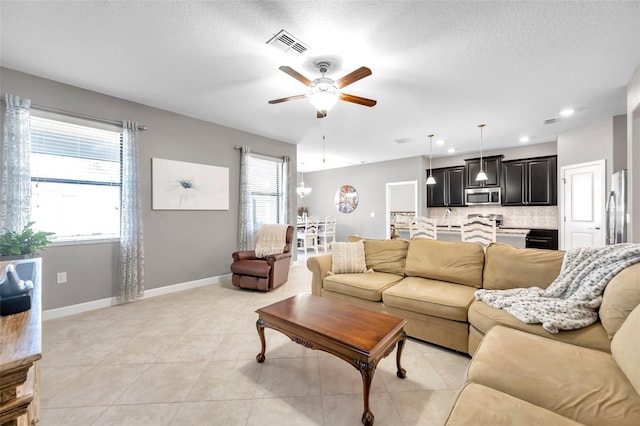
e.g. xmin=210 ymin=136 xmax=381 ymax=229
xmin=0 ymin=221 xmax=55 ymax=260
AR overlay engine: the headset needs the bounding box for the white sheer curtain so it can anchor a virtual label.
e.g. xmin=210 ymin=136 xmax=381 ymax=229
xmin=238 ymin=146 xmax=254 ymax=250
xmin=282 ymin=155 xmax=291 ymax=226
xmin=118 ymin=121 xmax=144 ymax=303
xmin=1 ymin=94 xmax=32 ymax=233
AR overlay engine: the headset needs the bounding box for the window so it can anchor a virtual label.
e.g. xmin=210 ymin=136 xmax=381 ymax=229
xmin=30 ymin=116 xmax=122 ymax=240
xmin=248 ymin=155 xmax=286 ymax=232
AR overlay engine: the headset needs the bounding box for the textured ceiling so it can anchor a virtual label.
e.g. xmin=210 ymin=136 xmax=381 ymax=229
xmin=1 ymin=1 xmax=639 ymax=171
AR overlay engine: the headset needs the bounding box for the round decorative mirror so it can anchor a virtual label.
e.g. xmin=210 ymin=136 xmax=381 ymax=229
xmin=335 ymin=185 xmax=359 ymax=213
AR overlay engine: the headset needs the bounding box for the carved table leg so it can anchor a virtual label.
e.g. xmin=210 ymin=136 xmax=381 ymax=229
xmin=357 ymin=360 xmax=376 ymax=426
xmin=396 ymin=331 xmax=407 ymax=379
xmin=255 ymin=319 xmax=266 ymax=363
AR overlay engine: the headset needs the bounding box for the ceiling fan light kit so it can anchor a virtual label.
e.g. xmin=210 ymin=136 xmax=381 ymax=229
xmin=269 ymin=61 xmax=376 ymax=117
xmin=476 ymin=123 xmax=488 ymax=181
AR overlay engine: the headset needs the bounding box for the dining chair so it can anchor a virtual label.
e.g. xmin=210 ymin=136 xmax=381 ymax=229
xmin=409 ymin=216 xmax=437 ymax=240
xmin=297 ymin=216 xmax=319 ymax=255
xmin=461 ymin=217 xmax=496 ymax=249
xmin=317 ymin=216 xmax=337 ymax=252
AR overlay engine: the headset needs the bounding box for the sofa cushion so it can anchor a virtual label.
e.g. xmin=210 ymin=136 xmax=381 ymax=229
xmin=445 ymin=383 xmax=585 ymax=426
xmin=611 ymin=304 xmax=640 ymax=396
xmin=468 ymin=325 xmax=640 ymax=426
xmin=483 ymin=243 xmax=565 ymax=290
xmin=382 ymin=276 xmax=476 ymax=321
xmin=323 ymin=272 xmax=402 ymax=302
xmin=363 ymin=239 xmax=409 ymax=275
xmin=331 ymin=241 xmax=368 ymax=274
xmin=404 ymin=239 xmax=485 ymax=288
xmin=600 ymin=263 xmax=640 ymax=338
xmin=468 ymin=300 xmax=611 ymax=352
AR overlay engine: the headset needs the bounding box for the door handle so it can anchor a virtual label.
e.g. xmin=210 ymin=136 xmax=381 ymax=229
xmin=587 ymin=226 xmax=601 ymax=230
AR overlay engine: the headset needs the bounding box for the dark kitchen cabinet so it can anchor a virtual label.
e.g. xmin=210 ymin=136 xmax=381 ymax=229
xmin=502 ymin=156 xmax=557 ymax=206
xmin=427 ymin=166 xmax=466 ymax=207
xmin=465 ymin=155 xmax=503 ymax=188
xmin=526 ymin=229 xmax=559 ymax=250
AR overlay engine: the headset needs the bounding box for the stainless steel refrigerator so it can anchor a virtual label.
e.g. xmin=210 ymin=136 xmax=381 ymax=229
xmin=606 ymin=169 xmax=628 ymax=245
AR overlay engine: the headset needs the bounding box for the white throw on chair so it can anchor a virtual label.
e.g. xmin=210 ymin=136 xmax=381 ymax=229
xmin=317 ymin=216 xmax=337 ymax=252
xmin=297 ymin=216 xmax=319 ymax=255
xmin=461 ymin=217 xmax=496 ymax=249
xmin=410 ymin=216 xmax=437 ymax=240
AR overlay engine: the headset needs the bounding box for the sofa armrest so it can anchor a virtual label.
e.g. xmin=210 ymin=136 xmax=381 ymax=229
xmin=232 ymin=250 xmax=257 ymax=261
xmin=307 ymin=254 xmax=333 ymax=296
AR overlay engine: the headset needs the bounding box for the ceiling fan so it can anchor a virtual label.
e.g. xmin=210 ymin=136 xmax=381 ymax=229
xmin=268 ymin=62 xmax=377 ymax=118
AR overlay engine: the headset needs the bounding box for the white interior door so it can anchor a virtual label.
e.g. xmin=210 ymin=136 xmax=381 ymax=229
xmin=560 ymin=160 xmax=605 ymax=250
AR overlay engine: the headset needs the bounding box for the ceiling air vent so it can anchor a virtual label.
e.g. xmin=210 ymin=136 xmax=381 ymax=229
xmin=394 ymin=137 xmax=411 ymax=144
xmin=543 ymin=116 xmax=560 ymax=125
xmin=266 ymin=29 xmax=309 ymax=56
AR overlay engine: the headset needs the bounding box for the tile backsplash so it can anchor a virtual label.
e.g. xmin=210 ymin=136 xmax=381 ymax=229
xmin=428 ymin=205 xmax=558 ymax=229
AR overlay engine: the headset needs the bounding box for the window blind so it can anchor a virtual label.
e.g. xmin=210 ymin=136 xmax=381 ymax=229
xmin=30 ymin=116 xmax=121 ymax=184
xmin=249 ymin=155 xmax=284 ymax=231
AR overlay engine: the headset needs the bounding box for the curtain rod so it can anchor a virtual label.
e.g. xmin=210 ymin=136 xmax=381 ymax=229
xmin=234 ymin=145 xmax=290 ymax=162
xmin=1 ymin=97 xmax=147 ymax=131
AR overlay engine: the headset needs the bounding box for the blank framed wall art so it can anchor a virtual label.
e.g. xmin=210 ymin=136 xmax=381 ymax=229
xmin=151 ymin=158 xmax=229 ymax=210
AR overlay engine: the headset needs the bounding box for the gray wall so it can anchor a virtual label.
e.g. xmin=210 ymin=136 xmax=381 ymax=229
xmin=301 ymin=156 xmax=425 ymax=241
xmin=0 ymin=67 xmax=296 ymax=310
xmin=557 ymin=115 xmax=627 ymax=199
xmin=613 ymin=114 xmax=628 ymax=173
xmin=301 ymin=142 xmax=557 ymax=241
xmin=431 ymin=141 xmax=557 ymax=169
xmin=628 ymin=66 xmax=640 ymax=243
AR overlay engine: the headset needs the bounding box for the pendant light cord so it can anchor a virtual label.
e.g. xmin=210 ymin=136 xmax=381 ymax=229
xmin=479 ymin=124 xmax=485 ymax=165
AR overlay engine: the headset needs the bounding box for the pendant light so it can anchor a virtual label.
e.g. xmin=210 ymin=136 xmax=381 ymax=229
xmin=296 ymin=171 xmax=312 ymax=199
xmin=476 ymin=124 xmax=488 ymax=181
xmin=426 ymin=134 xmax=436 ymax=185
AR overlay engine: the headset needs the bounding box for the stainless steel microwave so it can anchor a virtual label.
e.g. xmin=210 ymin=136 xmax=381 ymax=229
xmin=465 ymin=187 xmax=501 ymax=205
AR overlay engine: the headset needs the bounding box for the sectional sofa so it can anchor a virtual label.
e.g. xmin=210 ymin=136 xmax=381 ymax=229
xmin=307 ymin=237 xmax=640 ymax=425
xmin=307 ymin=238 xmax=640 ymax=425
xmin=307 ymin=238 xmax=637 ymax=354
xmin=445 ymin=305 xmax=640 ymax=426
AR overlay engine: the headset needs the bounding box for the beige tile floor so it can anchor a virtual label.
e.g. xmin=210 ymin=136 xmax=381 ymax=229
xmin=40 ymin=258 xmax=470 ymax=426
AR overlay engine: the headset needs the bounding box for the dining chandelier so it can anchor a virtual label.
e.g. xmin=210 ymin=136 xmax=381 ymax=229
xmin=296 ymin=171 xmax=312 ymax=199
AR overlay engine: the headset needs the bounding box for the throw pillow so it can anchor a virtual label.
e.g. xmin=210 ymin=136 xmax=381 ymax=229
xmin=332 ymin=241 xmax=368 ymax=274
xmin=363 ymin=239 xmax=409 ymax=275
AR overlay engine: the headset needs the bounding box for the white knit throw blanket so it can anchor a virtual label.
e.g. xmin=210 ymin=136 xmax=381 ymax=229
xmin=475 ymin=244 xmax=640 ymax=334
xmin=254 ymin=224 xmax=289 ymax=258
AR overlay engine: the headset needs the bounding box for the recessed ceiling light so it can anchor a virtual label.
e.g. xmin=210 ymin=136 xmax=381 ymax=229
xmin=520 ymin=136 xmax=530 ymax=143
xmin=436 ymin=139 xmax=445 ymax=146
xmin=447 ymin=147 xmax=455 ymax=154
xmin=560 ymin=108 xmax=575 ymax=117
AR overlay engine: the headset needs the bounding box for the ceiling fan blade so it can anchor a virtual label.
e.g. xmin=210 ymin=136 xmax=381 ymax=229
xmin=317 ymin=110 xmax=327 ymax=119
xmin=279 ymin=66 xmax=313 ymax=86
xmin=339 ymin=93 xmax=377 ymax=107
xmin=268 ymin=94 xmax=307 ymax=104
xmin=334 ymin=66 xmax=372 ymax=89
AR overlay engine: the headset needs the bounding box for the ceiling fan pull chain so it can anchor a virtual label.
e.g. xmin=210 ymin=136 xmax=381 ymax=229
xmin=321 ymin=116 xmax=328 ymax=164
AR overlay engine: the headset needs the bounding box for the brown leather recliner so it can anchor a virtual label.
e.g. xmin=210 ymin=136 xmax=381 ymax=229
xmin=230 ymin=225 xmax=294 ymax=291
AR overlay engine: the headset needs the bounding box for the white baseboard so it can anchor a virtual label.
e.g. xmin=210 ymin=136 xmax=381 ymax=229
xmin=42 ymin=273 xmax=232 ymax=321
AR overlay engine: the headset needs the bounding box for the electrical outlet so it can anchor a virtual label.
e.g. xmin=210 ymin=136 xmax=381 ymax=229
xmin=56 ymin=272 xmax=67 ymax=284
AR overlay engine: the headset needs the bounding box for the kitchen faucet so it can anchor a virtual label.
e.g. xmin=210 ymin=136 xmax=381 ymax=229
xmin=443 ymin=208 xmax=452 ymax=229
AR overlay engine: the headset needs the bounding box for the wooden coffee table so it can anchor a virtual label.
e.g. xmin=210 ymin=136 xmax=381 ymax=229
xmin=255 ymin=293 xmax=407 ymax=426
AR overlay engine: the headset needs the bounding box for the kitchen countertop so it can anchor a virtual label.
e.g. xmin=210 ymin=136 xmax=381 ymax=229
xmin=436 ymin=226 xmax=530 ymax=236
